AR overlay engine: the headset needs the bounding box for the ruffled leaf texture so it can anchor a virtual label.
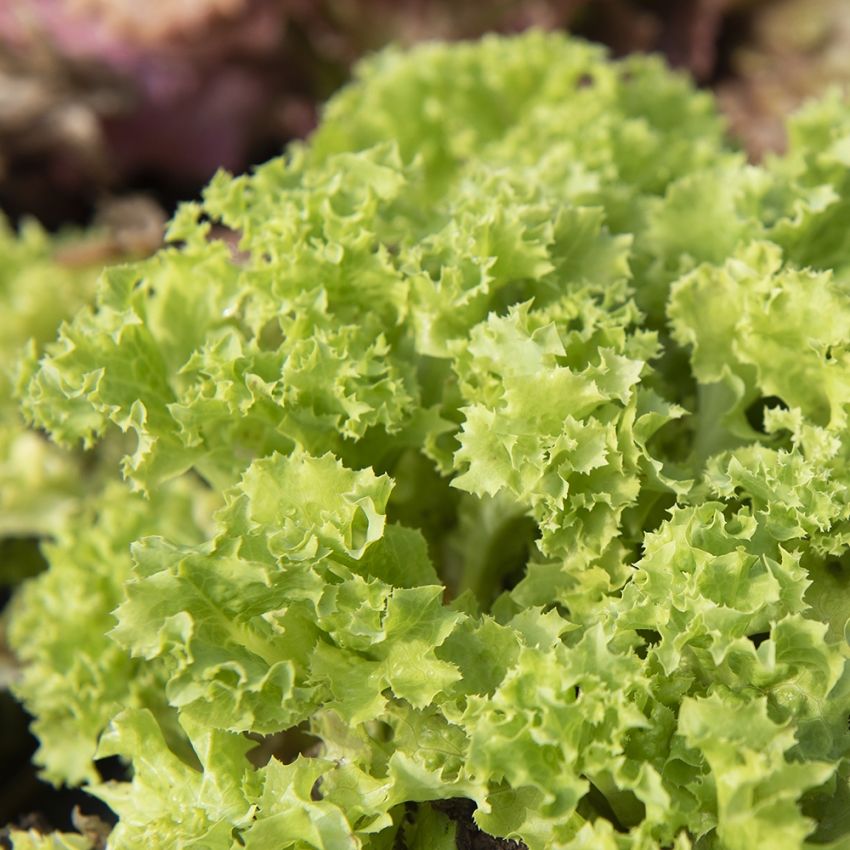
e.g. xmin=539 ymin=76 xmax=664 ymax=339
xmin=12 ymin=30 xmax=850 ymax=850
xmin=0 ymin=218 xmax=104 ymax=547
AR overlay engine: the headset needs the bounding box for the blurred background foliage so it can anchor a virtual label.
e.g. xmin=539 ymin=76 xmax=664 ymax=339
xmin=1 ymin=0 xmax=848 ymax=229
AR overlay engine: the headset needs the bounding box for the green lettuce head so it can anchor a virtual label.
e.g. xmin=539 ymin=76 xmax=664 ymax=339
xmin=10 ymin=30 xmax=850 ymax=850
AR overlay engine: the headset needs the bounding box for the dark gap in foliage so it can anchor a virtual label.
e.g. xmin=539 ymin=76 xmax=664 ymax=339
xmin=577 ymin=781 xmax=629 ymax=834
xmin=744 ymin=395 xmax=788 ymax=434
xmin=0 ymin=537 xmax=49 ymax=588
xmin=543 ymin=601 xmax=570 ymax=620
xmin=93 ymin=756 xmax=128 ymax=784
xmin=644 ymin=341 xmax=698 ymax=465
xmin=747 ymin=632 xmax=770 ymax=649
xmin=635 ymin=628 xmax=661 ymax=660
xmin=0 ymin=696 xmax=40 ymax=831
xmin=826 ymin=559 xmax=846 ymax=580
xmin=621 ymin=492 xmax=676 ymax=562
xmin=432 ymin=798 xmax=528 ymax=849
xmin=650 ymin=334 xmax=696 ymax=392
xmin=721 ymin=497 xmax=748 ymax=519
xmin=0 ymin=814 xmax=50 ymax=849
xmin=460 ymin=513 xmax=539 ymax=610
xmin=384 ymin=450 xmax=464 ymax=591
xmin=645 ymin=415 xmax=694 ymax=471
xmin=0 ymin=696 xmax=118 ymax=840
xmin=497 ymin=518 xmax=540 ymax=597
xmin=391 ymin=801 xmax=419 ymax=850
xmin=803 ymin=553 xmax=850 ymax=642
xmin=245 ymin=723 xmax=322 ymax=768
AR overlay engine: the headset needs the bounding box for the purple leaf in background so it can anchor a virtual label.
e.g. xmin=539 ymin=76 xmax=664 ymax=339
xmin=2 ymin=0 xmax=843 ymax=226
xmin=0 ymin=0 xmax=286 ymax=179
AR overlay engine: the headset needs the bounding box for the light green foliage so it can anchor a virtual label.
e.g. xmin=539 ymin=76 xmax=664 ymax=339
xmin=6 ymin=832 xmax=92 ymax=850
xmin=8 ymin=479 xmax=217 ymax=786
xmin=0 ymin=219 xmax=102 ymax=545
xmin=10 ymin=30 xmax=850 ymax=850
xmin=0 ymin=220 xmax=100 ymax=401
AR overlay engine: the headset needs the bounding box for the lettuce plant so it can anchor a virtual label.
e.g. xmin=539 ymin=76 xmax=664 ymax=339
xmin=0 ymin=219 xmax=103 ymax=568
xmin=0 ymin=204 xmax=167 ymax=584
xmin=8 ymin=31 xmax=850 ymax=849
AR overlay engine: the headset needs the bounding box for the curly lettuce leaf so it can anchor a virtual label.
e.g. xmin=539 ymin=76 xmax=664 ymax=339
xmin=10 ymin=31 xmax=850 ymax=850
xmin=8 ymin=478 xmax=217 ymax=785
